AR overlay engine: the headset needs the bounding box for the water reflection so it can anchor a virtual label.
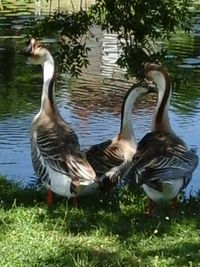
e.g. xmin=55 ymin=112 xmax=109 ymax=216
xmin=0 ymin=2 xmax=200 ymax=197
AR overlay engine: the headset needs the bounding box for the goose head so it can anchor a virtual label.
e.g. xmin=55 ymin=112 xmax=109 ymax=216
xmin=119 ymin=80 xmax=156 ymax=140
xmin=21 ymin=38 xmax=53 ymax=66
xmin=144 ymin=62 xmax=170 ymax=91
xmin=144 ymin=62 xmax=173 ymax=133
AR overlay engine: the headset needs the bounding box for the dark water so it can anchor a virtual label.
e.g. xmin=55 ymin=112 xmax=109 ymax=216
xmin=0 ymin=2 xmax=200 ymax=197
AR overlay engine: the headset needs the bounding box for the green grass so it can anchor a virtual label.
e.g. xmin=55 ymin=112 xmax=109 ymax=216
xmin=0 ymin=176 xmax=200 ymax=267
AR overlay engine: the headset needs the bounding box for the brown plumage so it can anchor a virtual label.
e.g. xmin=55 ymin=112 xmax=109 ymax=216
xmin=85 ymin=82 xmax=154 ymax=192
xmin=21 ymin=38 xmax=100 ymax=207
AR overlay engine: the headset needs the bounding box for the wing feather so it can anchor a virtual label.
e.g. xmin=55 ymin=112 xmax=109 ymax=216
xmin=85 ymin=139 xmax=125 ymax=176
xmin=131 ymin=131 xmax=198 ymax=187
xmin=31 ymin=123 xmax=97 ymax=185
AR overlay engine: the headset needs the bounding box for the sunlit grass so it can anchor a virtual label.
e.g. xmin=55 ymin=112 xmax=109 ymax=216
xmin=0 ymin=176 xmax=200 ymax=267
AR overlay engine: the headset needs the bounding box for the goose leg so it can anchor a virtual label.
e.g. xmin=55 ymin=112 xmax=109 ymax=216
xmin=71 ymin=196 xmax=78 ymax=208
xmin=172 ymin=197 xmax=177 ymax=212
xmin=47 ymin=189 xmax=53 ymax=207
xmin=145 ymin=198 xmax=154 ymax=216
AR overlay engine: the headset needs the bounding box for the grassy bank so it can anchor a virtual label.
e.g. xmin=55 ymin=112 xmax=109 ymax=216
xmin=0 ymin=176 xmax=200 ymax=267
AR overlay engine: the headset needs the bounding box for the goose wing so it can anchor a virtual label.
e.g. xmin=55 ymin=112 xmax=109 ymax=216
xmin=131 ymin=131 xmax=199 ymax=186
xmin=85 ymin=139 xmax=125 ymax=176
xmin=32 ymin=124 xmax=97 ymax=185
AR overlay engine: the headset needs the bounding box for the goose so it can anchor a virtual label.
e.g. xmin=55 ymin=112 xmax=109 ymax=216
xmin=85 ymin=81 xmax=154 ymax=192
xmin=20 ymin=38 xmax=100 ymax=207
xmin=129 ymin=63 xmax=199 ymax=214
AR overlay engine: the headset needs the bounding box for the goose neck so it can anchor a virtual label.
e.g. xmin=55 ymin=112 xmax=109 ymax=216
xmin=119 ymin=87 xmax=139 ymax=145
xmin=40 ymin=55 xmax=58 ymax=115
xmin=152 ymin=72 xmax=172 ymax=133
xmin=43 ymin=59 xmax=55 ymax=85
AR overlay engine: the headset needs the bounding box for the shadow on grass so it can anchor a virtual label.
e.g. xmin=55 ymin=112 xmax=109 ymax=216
xmin=34 ymin=242 xmax=200 ymax=267
xmin=35 ymin=185 xmax=200 ymax=244
xmin=1 ymin=175 xmax=200 ymax=242
xmin=1 ymin=176 xmax=200 ymax=267
xmin=20 ymin=227 xmax=200 ymax=267
xmin=31 ymin=243 xmax=139 ymax=267
xmin=139 ymin=241 xmax=200 ymax=266
xmin=0 ymin=175 xmax=45 ymax=208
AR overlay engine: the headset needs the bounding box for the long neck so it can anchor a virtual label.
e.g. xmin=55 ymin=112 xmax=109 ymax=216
xmin=40 ymin=53 xmax=58 ymax=115
xmin=152 ymin=72 xmax=173 ymax=133
xmin=119 ymin=87 xmax=139 ymax=145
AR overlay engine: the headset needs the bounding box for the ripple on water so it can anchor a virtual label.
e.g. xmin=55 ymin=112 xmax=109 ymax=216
xmin=0 ymin=116 xmax=33 ymax=185
xmin=178 ymin=58 xmax=200 ymax=69
xmin=0 ymin=5 xmax=200 ymax=195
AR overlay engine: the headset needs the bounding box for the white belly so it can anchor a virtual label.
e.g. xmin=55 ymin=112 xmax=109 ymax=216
xmin=44 ymin=166 xmax=99 ymax=198
xmin=45 ymin=166 xmax=73 ymax=198
xmin=142 ymin=178 xmax=183 ymax=203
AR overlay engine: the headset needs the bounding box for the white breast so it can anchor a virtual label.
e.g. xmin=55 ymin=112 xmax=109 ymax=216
xmin=45 ymin=166 xmax=73 ymax=198
xmin=142 ymin=178 xmax=184 ymax=203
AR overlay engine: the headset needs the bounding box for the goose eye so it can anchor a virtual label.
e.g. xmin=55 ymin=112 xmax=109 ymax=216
xmin=35 ymin=43 xmax=42 ymax=49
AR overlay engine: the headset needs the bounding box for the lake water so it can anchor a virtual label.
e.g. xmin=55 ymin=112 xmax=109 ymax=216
xmin=0 ymin=1 xmax=200 ymax=197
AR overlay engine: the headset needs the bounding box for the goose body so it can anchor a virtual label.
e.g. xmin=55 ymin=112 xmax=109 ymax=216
xmin=134 ymin=131 xmax=198 ymax=203
xmin=85 ymin=82 xmax=153 ymax=191
xmin=131 ymin=63 xmax=198 ymax=211
xmin=22 ymin=38 xmax=99 ymax=205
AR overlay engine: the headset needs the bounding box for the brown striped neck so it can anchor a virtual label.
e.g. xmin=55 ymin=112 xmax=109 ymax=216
xmin=151 ymin=69 xmax=173 ymax=133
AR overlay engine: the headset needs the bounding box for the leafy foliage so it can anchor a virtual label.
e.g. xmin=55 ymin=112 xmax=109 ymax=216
xmin=27 ymin=0 xmax=194 ymax=78
xmin=30 ymin=10 xmax=93 ymax=77
xmin=90 ymin=0 xmax=194 ymax=77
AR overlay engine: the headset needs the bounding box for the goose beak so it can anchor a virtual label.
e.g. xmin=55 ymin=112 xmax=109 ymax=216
xmin=137 ymin=80 xmax=157 ymax=94
xmin=139 ymin=77 xmax=156 ymax=94
xmin=19 ymin=46 xmax=32 ymax=56
xmin=147 ymin=81 xmax=157 ymax=93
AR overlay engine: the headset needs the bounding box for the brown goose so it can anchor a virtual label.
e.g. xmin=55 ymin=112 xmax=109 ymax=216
xmin=130 ymin=63 xmax=199 ymax=214
xmin=21 ymin=38 xmax=100 ymax=207
xmin=85 ymin=82 xmax=154 ymax=192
